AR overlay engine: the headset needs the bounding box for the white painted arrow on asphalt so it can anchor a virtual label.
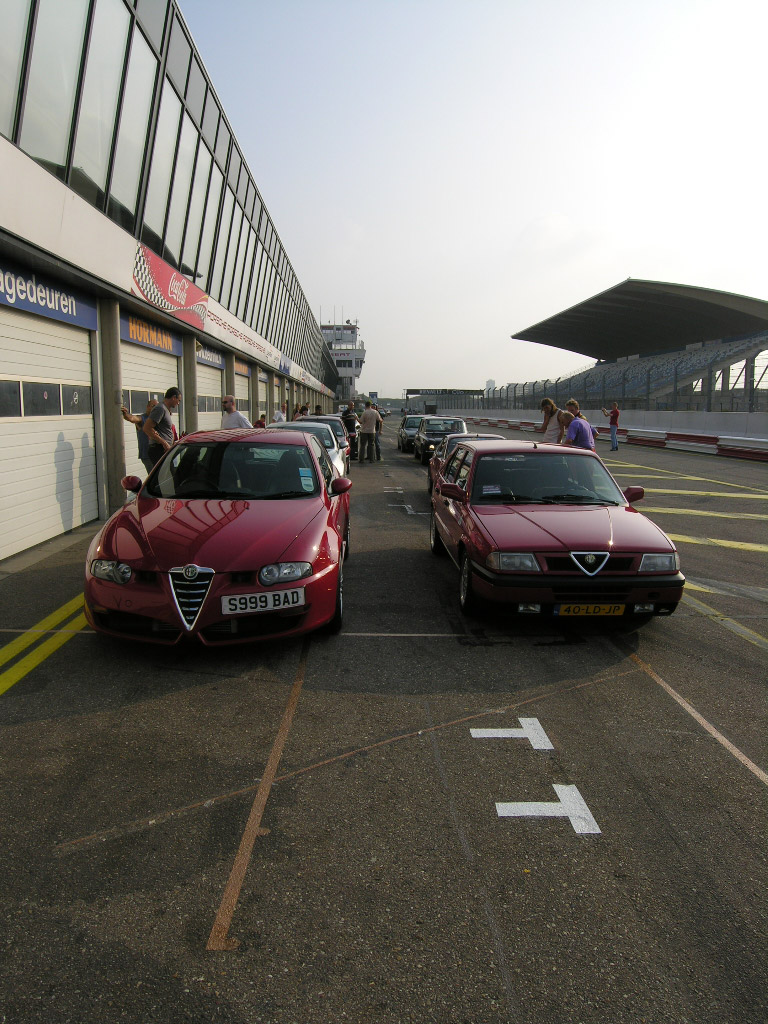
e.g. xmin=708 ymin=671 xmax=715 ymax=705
xmin=471 ymin=717 xmax=553 ymax=749
xmin=496 ymin=784 xmax=601 ymax=835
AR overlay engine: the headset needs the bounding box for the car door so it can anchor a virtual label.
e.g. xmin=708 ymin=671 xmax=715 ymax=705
xmin=434 ymin=448 xmax=473 ymax=560
xmin=309 ymin=435 xmax=347 ymax=551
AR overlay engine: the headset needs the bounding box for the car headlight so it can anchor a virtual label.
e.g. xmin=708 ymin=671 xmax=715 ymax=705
xmin=639 ymin=552 xmax=680 ymax=572
xmin=486 ymin=552 xmax=541 ymax=572
xmin=258 ymin=562 xmax=313 ymax=585
xmin=90 ymin=559 xmax=133 ymax=584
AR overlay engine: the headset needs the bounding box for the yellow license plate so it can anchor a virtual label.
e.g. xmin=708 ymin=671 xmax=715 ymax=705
xmin=556 ymin=603 xmax=625 ymax=617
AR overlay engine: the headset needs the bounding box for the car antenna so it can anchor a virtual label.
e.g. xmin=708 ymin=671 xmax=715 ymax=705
xmin=518 ymin=425 xmax=538 ymax=449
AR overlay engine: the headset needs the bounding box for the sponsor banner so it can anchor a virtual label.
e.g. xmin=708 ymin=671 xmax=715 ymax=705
xmin=407 ymin=388 xmax=485 ymax=396
xmin=196 ymin=344 xmax=225 ymax=368
xmin=258 ymin=370 xmax=269 ymax=383
xmin=131 ymin=243 xmax=208 ymax=330
xmin=0 ymin=260 xmax=97 ymax=329
xmin=234 ymin=359 xmax=250 ymax=376
xmin=120 ymin=313 xmax=183 ymax=356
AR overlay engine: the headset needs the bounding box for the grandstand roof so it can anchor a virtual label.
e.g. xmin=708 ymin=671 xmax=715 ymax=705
xmin=511 ymin=279 xmax=768 ymax=361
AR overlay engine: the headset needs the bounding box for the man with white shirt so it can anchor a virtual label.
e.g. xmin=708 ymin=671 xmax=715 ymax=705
xmin=272 ymin=401 xmax=288 ymax=422
xmin=220 ymin=396 xmax=251 ymax=428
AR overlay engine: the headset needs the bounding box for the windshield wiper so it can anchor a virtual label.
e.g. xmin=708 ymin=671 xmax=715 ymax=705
xmin=262 ymin=490 xmax=310 ymax=499
xmin=543 ymin=494 xmax=621 ymax=505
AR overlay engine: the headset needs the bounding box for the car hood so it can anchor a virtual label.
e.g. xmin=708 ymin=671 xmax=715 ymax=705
xmin=97 ymin=495 xmax=325 ymax=571
xmin=474 ymin=503 xmax=675 ymax=552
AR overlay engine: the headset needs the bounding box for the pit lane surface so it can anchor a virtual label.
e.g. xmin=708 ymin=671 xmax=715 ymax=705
xmin=0 ymin=427 xmax=766 ymax=1023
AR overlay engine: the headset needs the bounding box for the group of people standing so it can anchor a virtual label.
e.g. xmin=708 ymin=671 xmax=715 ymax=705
xmin=537 ymin=398 xmax=620 ymax=451
xmin=341 ymin=400 xmax=383 ymax=463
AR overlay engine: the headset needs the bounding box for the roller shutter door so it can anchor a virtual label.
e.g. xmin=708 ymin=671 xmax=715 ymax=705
xmin=197 ymin=364 xmax=223 ymax=430
xmin=235 ymin=371 xmax=250 ymax=421
xmin=120 ymin=341 xmax=180 ymax=478
xmin=0 ymin=307 xmax=97 ymax=560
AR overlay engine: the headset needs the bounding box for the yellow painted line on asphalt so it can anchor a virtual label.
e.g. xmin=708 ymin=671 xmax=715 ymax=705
xmin=0 ymin=594 xmax=84 ymax=669
xmin=643 ymin=506 xmax=768 ymax=521
xmin=684 ymin=581 xmax=720 ymax=594
xmin=603 ymin=461 xmax=768 ymax=493
xmin=669 ymin=533 xmax=768 ymax=553
xmin=681 ymin=593 xmax=768 ymax=651
xmin=0 ymin=598 xmax=88 ymax=697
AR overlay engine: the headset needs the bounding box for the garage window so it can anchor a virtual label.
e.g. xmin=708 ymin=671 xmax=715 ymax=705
xmin=22 ymin=382 xmax=61 ymax=415
xmin=0 ymin=381 xmax=21 ymax=417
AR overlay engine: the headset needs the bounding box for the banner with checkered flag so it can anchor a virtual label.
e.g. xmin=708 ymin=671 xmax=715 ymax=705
xmin=131 ymin=244 xmax=208 ymax=330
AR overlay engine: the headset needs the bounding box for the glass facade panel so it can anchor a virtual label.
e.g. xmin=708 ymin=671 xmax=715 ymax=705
xmin=236 ymin=226 xmax=256 ymax=321
xmin=18 ymin=0 xmax=89 ymax=179
xmin=201 ymin=89 xmax=218 ymax=146
xmin=220 ymin=204 xmax=243 ymax=307
xmin=166 ymin=15 xmax=190 ymax=92
xmin=186 ymin=59 xmax=205 ymax=125
xmin=71 ymin=0 xmax=130 ymax=207
xmin=228 ymin=150 xmax=241 ymax=191
xmin=196 ymin=160 xmax=222 ymax=287
xmin=164 ymin=111 xmax=197 ymax=266
xmin=215 ymin=120 xmax=230 ymax=166
xmin=142 ymin=78 xmax=181 ymax=248
xmin=208 ymin=185 xmax=234 ymax=299
xmin=108 ymin=25 xmax=156 ymax=230
xmin=135 ymin=0 xmax=168 ymax=51
xmin=181 ymin=140 xmax=212 ymax=277
xmin=0 ymin=0 xmax=31 ymax=139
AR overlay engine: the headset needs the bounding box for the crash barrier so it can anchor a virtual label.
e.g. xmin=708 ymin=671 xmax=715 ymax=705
xmin=463 ymin=417 xmax=768 ymax=462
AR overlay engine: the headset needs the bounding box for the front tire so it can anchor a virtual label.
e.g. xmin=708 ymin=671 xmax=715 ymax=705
xmin=429 ymin=512 xmax=445 ymax=556
xmin=326 ymin=567 xmax=343 ymax=633
xmin=459 ymin=552 xmax=478 ymax=614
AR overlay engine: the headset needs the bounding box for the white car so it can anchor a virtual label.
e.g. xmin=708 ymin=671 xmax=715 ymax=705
xmin=268 ymin=420 xmax=347 ymax=477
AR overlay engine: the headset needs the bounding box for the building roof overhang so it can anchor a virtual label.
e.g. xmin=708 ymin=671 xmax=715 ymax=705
xmin=511 ymin=279 xmax=768 ymax=361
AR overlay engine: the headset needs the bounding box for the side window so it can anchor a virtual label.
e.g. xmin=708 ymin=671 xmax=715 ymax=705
xmin=443 ymin=450 xmax=464 ymax=482
xmin=455 ymin=451 xmax=474 ymax=490
xmin=309 ymin=435 xmax=334 ymax=489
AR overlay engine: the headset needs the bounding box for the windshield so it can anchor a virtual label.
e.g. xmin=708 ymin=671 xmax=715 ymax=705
xmin=404 ymin=417 xmax=421 ymax=428
xmin=271 ymin=422 xmax=335 ymax=448
xmin=424 ymin=419 xmax=464 ymax=433
xmin=146 ymin=442 xmax=319 ymax=499
xmin=471 ymin=453 xmax=625 ymax=506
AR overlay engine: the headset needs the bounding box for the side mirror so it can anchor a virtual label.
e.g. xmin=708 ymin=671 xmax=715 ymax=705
xmin=438 ymin=482 xmax=467 ymax=502
xmin=623 ymin=485 xmax=644 ymax=504
xmin=121 ymin=475 xmax=143 ymax=493
xmin=331 ymin=477 xmax=352 ymax=495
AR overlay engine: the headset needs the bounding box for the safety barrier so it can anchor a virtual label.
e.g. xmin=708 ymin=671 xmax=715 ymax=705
xmin=464 ymin=417 xmax=768 ymax=461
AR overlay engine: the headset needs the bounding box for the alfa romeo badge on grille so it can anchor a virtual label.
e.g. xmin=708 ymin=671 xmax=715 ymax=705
xmin=182 ymin=564 xmax=199 ymax=580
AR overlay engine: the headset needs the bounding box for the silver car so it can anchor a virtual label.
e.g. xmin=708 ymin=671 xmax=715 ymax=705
xmin=268 ymin=420 xmax=348 ymax=477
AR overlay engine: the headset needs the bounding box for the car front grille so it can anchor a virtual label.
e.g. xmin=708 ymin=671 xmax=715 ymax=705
xmin=544 ymin=555 xmax=636 ymax=573
xmin=169 ymin=567 xmax=215 ymax=628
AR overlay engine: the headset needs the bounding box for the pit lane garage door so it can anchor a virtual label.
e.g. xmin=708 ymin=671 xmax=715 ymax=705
xmin=0 ymin=306 xmax=98 ymax=560
xmin=197 ymin=362 xmax=223 ymax=430
xmin=235 ymin=368 xmax=250 ymax=422
xmin=120 ymin=341 xmax=181 ymax=479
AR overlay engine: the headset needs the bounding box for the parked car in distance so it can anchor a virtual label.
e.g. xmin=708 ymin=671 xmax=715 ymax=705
xmin=427 ymin=432 xmax=505 ymax=493
xmin=84 ymin=428 xmax=351 ymax=645
xmin=414 ymin=417 xmax=467 ymax=464
xmin=299 ymin=415 xmax=351 ymax=472
xmin=268 ymin=419 xmax=347 ymax=476
xmin=430 ymin=439 xmax=684 ymax=623
xmin=397 ymin=415 xmax=422 ymax=452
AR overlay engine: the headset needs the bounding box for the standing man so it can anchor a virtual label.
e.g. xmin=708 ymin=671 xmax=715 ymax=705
xmin=561 ymin=411 xmax=595 ymax=450
xmin=220 ymin=396 xmax=251 ymax=428
xmin=143 ymin=387 xmax=182 ymax=466
xmin=601 ymin=401 xmax=620 ymax=450
xmin=358 ymin=401 xmax=382 ymax=463
xmin=121 ymin=398 xmax=157 ymax=474
xmin=273 ymin=401 xmax=288 ymax=422
xmin=341 ymin=400 xmax=359 ymax=460
xmin=373 ymin=404 xmax=383 ymax=461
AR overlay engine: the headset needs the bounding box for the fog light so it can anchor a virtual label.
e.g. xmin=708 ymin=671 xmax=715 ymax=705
xmin=518 ymin=603 xmax=541 ymax=613
xmin=633 ymin=602 xmax=655 ymax=613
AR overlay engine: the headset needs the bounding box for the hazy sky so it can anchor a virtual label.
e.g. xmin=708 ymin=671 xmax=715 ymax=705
xmin=180 ymin=0 xmax=767 ymax=398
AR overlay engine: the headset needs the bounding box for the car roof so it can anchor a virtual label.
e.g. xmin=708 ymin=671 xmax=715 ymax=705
xmin=177 ymin=427 xmax=308 ymax=446
xmin=269 ymin=420 xmax=337 ymax=442
xmin=455 ymin=438 xmax=598 ymax=457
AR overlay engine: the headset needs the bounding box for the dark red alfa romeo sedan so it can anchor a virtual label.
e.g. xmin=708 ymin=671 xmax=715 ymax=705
xmin=429 ymin=439 xmax=684 ymax=623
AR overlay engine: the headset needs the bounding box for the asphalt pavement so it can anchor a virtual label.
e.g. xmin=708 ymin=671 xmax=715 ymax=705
xmin=0 ymin=425 xmax=766 ymax=1023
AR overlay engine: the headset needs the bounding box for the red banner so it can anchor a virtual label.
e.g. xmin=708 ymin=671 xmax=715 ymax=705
xmin=131 ymin=244 xmax=208 ymax=330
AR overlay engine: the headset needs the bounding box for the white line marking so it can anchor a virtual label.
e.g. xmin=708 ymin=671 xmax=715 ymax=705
xmin=471 ymin=717 xmax=554 ymax=749
xmin=496 ymin=784 xmax=601 ymax=834
xmin=630 ymin=654 xmax=768 ymax=786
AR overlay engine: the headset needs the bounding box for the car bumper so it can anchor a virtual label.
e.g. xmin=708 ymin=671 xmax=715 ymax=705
xmin=84 ymin=563 xmax=339 ymax=645
xmin=469 ymin=563 xmax=685 ymax=615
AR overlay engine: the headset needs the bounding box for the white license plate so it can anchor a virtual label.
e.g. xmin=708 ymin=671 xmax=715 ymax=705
xmin=221 ymin=588 xmax=306 ymax=615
